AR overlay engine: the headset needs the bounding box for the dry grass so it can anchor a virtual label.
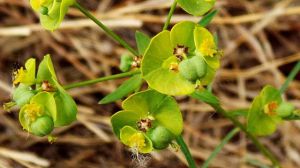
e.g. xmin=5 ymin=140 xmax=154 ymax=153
xmin=0 ymin=0 xmax=300 ymax=167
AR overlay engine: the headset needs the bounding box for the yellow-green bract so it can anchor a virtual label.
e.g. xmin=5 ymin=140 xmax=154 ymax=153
xmin=11 ymin=55 xmax=77 ymax=137
xmin=30 ymin=0 xmax=75 ymax=31
xmin=247 ymin=85 xmax=294 ymax=136
xmin=141 ymin=21 xmax=221 ymax=96
xmin=111 ymin=90 xmax=183 ymax=153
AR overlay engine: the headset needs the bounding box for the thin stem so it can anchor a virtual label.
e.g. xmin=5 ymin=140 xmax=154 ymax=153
xmin=279 ymin=61 xmax=300 ymax=94
xmin=163 ymin=0 xmax=177 ymax=30
xmin=202 ymin=128 xmax=240 ymax=168
xmin=209 ymin=103 xmax=281 ymax=167
xmin=175 ymin=135 xmax=197 ymax=168
xmin=74 ymin=2 xmax=139 ymax=56
xmin=64 ymin=70 xmax=140 ymax=90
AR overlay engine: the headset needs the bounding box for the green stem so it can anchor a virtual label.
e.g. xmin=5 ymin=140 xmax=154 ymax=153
xmin=202 ymin=128 xmax=240 ymax=168
xmin=209 ymin=103 xmax=281 ymax=167
xmin=175 ymin=135 xmax=197 ymax=168
xmin=163 ymin=0 xmax=177 ymax=30
xmin=279 ymin=61 xmax=300 ymax=94
xmin=74 ymin=2 xmax=139 ymax=56
xmin=64 ymin=70 xmax=140 ymax=90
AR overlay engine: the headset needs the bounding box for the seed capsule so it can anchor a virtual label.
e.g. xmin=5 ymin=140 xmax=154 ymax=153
xmin=30 ymin=115 xmax=54 ymax=137
xmin=276 ymin=102 xmax=295 ymax=118
xmin=39 ymin=6 xmax=49 ymax=15
xmin=147 ymin=126 xmax=174 ymax=150
xmin=179 ymin=56 xmax=207 ymax=82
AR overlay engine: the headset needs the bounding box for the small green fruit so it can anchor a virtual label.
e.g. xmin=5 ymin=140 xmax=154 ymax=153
xmin=179 ymin=56 xmax=207 ymax=82
xmin=147 ymin=126 xmax=174 ymax=150
xmin=276 ymin=102 xmax=295 ymax=118
xmin=192 ymin=56 xmax=207 ymax=77
xmin=179 ymin=59 xmax=198 ymax=81
xmin=30 ymin=115 xmax=54 ymax=137
xmin=40 ymin=6 xmax=48 ymax=15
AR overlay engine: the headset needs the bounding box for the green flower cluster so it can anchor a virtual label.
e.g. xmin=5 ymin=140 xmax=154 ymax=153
xmin=111 ymin=90 xmax=183 ymax=153
xmin=247 ymin=85 xmax=297 ymax=136
xmin=5 ymin=55 xmax=77 ymax=137
xmin=30 ymin=0 xmax=75 ymax=30
xmin=141 ymin=21 xmax=222 ymax=96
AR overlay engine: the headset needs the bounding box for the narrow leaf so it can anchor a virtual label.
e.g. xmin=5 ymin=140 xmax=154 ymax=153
xmin=135 ymin=31 xmax=151 ymax=55
xmin=99 ymin=74 xmax=143 ymax=104
xmin=198 ymin=10 xmax=218 ymax=27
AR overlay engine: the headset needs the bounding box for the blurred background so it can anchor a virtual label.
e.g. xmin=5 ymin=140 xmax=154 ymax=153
xmin=0 ymin=0 xmax=300 ymax=167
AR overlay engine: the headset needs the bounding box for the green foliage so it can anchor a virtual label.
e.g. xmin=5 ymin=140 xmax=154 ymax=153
xmin=111 ymin=90 xmax=183 ymax=153
xmin=30 ymin=0 xmax=75 ymax=30
xmin=198 ymin=10 xmax=218 ymax=27
xmin=8 ymin=55 xmax=77 ymax=137
xmin=142 ymin=21 xmax=221 ymax=96
xmin=177 ymin=0 xmax=215 ymax=16
xmin=99 ymin=74 xmax=143 ymax=104
xmin=135 ymin=31 xmax=151 ymax=55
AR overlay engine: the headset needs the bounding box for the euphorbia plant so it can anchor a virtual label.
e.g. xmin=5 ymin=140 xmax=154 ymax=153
xmin=30 ymin=0 xmax=75 ymax=30
xmin=111 ymin=90 xmax=183 ymax=153
xmin=141 ymin=21 xmax=221 ymax=95
xmin=4 ymin=0 xmax=300 ymax=167
xmin=6 ymin=55 xmax=77 ymax=137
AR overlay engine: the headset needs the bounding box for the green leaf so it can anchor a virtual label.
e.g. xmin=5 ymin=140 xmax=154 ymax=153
xmin=177 ymin=0 xmax=216 ymax=16
xmin=13 ymin=84 xmax=35 ymax=107
xmin=120 ymin=126 xmax=153 ymax=153
xmin=52 ymin=79 xmax=77 ymax=127
xmin=36 ymin=54 xmax=57 ymax=84
xmin=247 ymin=85 xmax=282 ymax=136
xmin=198 ymin=10 xmax=218 ymax=27
xmin=190 ymin=89 xmax=219 ymax=105
xmin=135 ymin=31 xmax=151 ymax=55
xmin=122 ymin=90 xmax=183 ymax=136
xmin=99 ymin=74 xmax=143 ymax=104
xmin=111 ymin=111 xmax=141 ymax=138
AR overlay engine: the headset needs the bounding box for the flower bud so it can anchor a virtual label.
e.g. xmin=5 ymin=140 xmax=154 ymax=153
xmin=30 ymin=115 xmax=54 ymax=137
xmin=147 ymin=126 xmax=174 ymax=150
xmin=120 ymin=54 xmax=133 ymax=72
